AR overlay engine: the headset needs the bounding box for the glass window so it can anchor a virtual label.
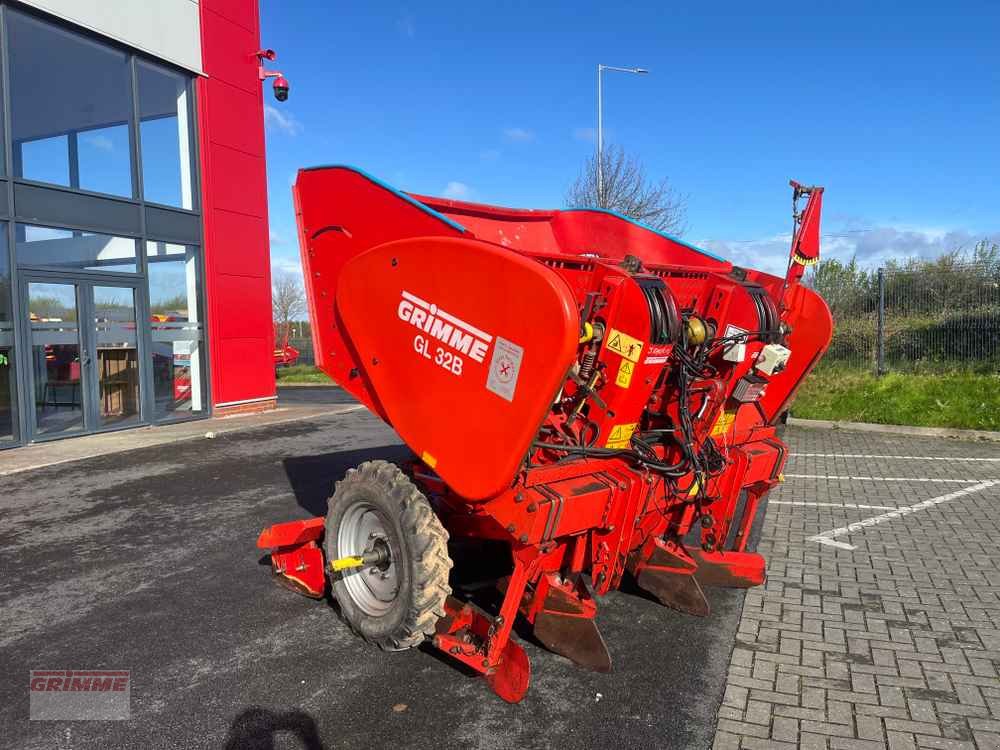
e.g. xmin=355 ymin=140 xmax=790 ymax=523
xmin=94 ymin=286 xmax=140 ymax=428
xmin=9 ymin=10 xmax=133 ymax=197
xmin=138 ymin=61 xmax=194 ymax=209
xmin=147 ymin=242 xmax=206 ymax=420
xmin=15 ymin=225 xmax=138 ymax=274
xmin=28 ymin=281 xmax=84 ymax=436
xmin=1 ymin=227 xmax=15 ymax=442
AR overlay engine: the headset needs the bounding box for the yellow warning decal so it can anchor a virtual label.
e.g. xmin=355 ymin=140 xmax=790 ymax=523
xmin=615 ymin=359 xmax=634 ymax=388
xmin=605 ymin=328 xmax=643 ymax=363
xmin=605 ymin=422 xmax=638 ymax=449
xmin=421 ymin=450 xmax=438 ymax=469
xmin=710 ymin=409 xmax=737 ymax=437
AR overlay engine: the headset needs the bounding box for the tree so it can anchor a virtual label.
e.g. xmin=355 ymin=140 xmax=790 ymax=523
xmin=272 ymin=272 xmax=306 ymax=343
xmin=565 ymin=144 xmax=688 ymax=235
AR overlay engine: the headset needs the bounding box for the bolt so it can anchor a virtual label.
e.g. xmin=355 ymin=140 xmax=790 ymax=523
xmin=701 ymin=516 xmax=714 ymax=528
xmin=391 ymin=257 xmax=398 ymax=266
xmin=506 ymin=524 xmax=516 ymax=533
xmin=368 ymin=567 xmax=379 ymax=575
xmin=519 ymin=534 xmax=528 ymax=543
xmin=450 ymin=646 xmax=460 ymax=654
xmin=372 ymin=357 xmax=379 ymax=365
xmin=514 ymin=492 xmax=525 ymax=503
xmin=482 ymin=659 xmax=490 ymax=668
xmin=527 ymin=503 xmax=538 ymax=513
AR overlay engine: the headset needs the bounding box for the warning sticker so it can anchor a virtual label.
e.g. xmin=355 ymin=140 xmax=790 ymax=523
xmin=605 ymin=422 xmax=638 ymax=449
xmin=605 ymin=328 xmax=643 ymax=362
xmin=485 ymin=336 xmax=524 ymax=402
xmin=615 ymin=359 xmax=634 ymax=388
xmin=711 ymin=409 xmax=737 ymax=437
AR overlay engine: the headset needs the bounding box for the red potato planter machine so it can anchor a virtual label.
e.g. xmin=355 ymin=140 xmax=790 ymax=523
xmin=258 ymin=166 xmax=832 ymax=702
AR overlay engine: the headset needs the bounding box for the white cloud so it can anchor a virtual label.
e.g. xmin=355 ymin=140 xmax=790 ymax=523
xmin=503 ymin=127 xmax=535 ymax=143
xmin=442 ymin=181 xmax=472 ymax=200
xmin=271 ymin=253 xmax=303 ymax=276
xmin=269 ymin=229 xmax=288 ymax=247
xmin=82 ymin=133 xmax=115 ymax=152
xmin=700 ymin=225 xmax=1000 ymax=275
xmin=264 ymin=105 xmax=303 ymax=136
xmin=572 ymin=127 xmax=596 ymax=143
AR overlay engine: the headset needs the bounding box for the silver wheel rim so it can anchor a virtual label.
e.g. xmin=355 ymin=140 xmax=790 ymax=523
xmin=337 ymin=501 xmax=399 ymax=616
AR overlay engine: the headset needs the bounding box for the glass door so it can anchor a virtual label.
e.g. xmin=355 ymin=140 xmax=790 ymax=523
xmin=25 ymin=281 xmax=86 ymax=437
xmin=22 ymin=277 xmax=146 ymax=440
xmin=92 ymin=284 xmax=141 ymax=429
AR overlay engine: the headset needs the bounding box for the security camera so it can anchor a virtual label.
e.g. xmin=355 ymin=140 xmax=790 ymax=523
xmin=273 ymin=76 xmax=289 ymax=102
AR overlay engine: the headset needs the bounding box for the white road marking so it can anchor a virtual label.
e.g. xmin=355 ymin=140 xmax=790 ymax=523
xmin=785 ymin=474 xmax=991 ymax=484
xmin=791 ymin=453 xmax=1000 ymax=462
xmin=807 ymin=481 xmax=997 ymax=551
xmin=771 ymin=501 xmax=898 ymax=510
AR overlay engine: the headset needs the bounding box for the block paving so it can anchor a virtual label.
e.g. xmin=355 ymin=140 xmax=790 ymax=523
xmin=713 ymin=427 xmax=1000 ymax=750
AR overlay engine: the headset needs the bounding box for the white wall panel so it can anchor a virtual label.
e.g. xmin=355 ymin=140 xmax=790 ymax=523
xmin=18 ymin=0 xmax=203 ymax=74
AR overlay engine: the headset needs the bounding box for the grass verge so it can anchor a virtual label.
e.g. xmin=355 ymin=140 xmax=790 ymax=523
xmin=792 ymin=369 xmax=1000 ymax=432
xmin=275 ymin=365 xmax=333 ymax=384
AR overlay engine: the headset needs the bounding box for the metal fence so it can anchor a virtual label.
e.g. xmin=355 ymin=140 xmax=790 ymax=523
xmin=820 ymin=263 xmax=1000 ymax=374
xmin=288 ymin=337 xmax=316 ymax=366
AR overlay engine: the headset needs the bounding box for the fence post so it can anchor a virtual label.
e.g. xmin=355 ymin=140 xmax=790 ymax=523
xmin=875 ymin=267 xmax=886 ymax=376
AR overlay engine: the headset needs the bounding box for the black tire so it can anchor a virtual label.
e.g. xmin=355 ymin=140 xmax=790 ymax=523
xmin=325 ymin=460 xmax=452 ymax=651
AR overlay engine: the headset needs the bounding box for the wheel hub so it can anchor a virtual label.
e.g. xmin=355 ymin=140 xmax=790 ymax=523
xmin=337 ymin=502 xmax=400 ymax=616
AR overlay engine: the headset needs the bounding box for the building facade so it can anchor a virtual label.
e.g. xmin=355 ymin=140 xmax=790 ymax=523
xmin=0 ymin=0 xmax=275 ymax=449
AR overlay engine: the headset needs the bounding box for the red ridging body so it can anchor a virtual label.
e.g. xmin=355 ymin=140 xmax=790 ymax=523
xmin=258 ymin=165 xmax=832 ymax=702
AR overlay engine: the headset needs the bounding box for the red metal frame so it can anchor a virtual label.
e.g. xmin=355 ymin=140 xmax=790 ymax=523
xmin=259 ymin=166 xmax=832 ymax=702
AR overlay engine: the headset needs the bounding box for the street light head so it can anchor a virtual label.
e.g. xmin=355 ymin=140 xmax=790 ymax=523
xmin=634 ymin=68 xmax=649 ymax=74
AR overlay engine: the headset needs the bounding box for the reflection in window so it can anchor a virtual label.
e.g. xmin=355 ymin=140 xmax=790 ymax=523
xmin=28 ymin=282 xmax=84 ymax=436
xmin=139 ymin=62 xmax=194 ymax=209
xmin=15 ymin=225 xmax=138 ymax=274
xmin=147 ymin=242 xmax=205 ymax=420
xmin=94 ymin=286 xmax=140 ymax=428
xmin=1 ymin=227 xmax=14 ymax=442
xmin=9 ymin=9 xmax=133 ymax=197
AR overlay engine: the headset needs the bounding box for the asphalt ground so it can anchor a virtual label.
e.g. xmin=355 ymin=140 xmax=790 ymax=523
xmin=1 ymin=387 xmax=745 ymax=750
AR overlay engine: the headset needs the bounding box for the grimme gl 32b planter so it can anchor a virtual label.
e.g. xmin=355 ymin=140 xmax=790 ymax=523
xmin=257 ymin=166 xmax=832 ymax=702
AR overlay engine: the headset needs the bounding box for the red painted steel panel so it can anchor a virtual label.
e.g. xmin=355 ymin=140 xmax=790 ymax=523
xmin=210 ymin=209 xmax=268 ymax=278
xmin=207 ymin=143 xmax=268 ymax=217
xmin=214 ymin=274 xmax=271 ymax=338
xmin=202 ymin=0 xmax=257 ymax=32
xmin=201 ymin=10 xmax=258 ymax=94
xmin=220 ymin=337 xmax=274 ymax=400
xmin=205 ymin=77 xmax=265 ymax=157
xmin=336 ymin=236 xmax=579 ymax=500
xmin=198 ymin=0 xmax=275 ymax=408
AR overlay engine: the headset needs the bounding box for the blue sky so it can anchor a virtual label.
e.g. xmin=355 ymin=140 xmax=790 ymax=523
xmin=260 ymin=0 xmax=1000 ymax=277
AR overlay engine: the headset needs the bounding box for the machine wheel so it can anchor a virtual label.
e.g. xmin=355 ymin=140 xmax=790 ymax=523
xmin=325 ymin=460 xmax=452 ymax=651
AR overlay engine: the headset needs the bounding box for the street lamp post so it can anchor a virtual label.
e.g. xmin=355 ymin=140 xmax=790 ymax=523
xmin=596 ymin=64 xmax=649 ymax=206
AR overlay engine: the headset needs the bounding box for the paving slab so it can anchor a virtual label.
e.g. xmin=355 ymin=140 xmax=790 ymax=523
xmin=714 ymin=428 xmax=1000 ymax=750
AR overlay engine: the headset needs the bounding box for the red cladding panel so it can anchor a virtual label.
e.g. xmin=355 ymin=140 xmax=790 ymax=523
xmin=206 ymin=143 xmax=268 ymax=217
xmin=198 ymin=2 xmax=275 ymax=407
xmin=214 ymin=275 xmax=271 ymax=338
xmin=201 ymin=10 xmax=258 ymax=93
xmin=210 ymin=210 xmax=268 ymax=278
xmin=202 ymin=0 xmax=257 ymax=31
xmin=205 ymin=77 xmax=265 ymax=157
